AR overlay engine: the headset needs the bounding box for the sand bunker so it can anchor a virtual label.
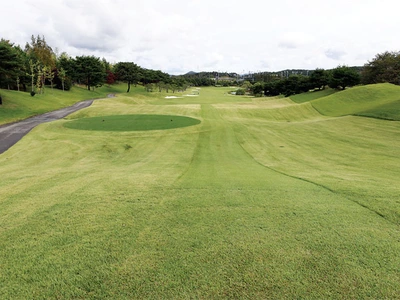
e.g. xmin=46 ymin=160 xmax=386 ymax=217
xmin=165 ymin=96 xmax=182 ymax=99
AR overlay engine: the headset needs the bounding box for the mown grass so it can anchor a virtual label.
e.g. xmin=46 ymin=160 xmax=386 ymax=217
xmin=289 ymin=88 xmax=338 ymax=103
xmin=0 ymin=84 xmax=127 ymax=125
xmin=311 ymin=83 xmax=400 ymax=117
xmin=64 ymin=114 xmax=201 ymax=131
xmin=355 ymin=99 xmax=400 ymax=120
xmin=0 ymin=86 xmax=399 ymax=298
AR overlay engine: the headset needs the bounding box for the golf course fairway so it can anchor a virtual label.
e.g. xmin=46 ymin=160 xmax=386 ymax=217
xmin=0 ymin=86 xmax=399 ymax=298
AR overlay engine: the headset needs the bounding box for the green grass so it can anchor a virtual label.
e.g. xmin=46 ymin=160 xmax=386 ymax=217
xmin=0 ymin=86 xmax=399 ymax=298
xmin=289 ymin=88 xmax=338 ymax=103
xmin=0 ymin=84 xmax=126 ymax=125
xmin=311 ymin=83 xmax=400 ymax=117
xmin=64 ymin=114 xmax=201 ymax=131
xmin=355 ymin=99 xmax=400 ymax=120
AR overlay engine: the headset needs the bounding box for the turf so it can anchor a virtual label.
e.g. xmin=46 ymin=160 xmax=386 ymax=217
xmin=0 ymin=86 xmax=399 ymax=298
xmin=355 ymin=99 xmax=400 ymax=120
xmin=0 ymin=84 xmax=126 ymax=125
xmin=311 ymin=83 xmax=400 ymax=117
xmin=289 ymin=88 xmax=338 ymax=103
xmin=64 ymin=114 xmax=201 ymax=131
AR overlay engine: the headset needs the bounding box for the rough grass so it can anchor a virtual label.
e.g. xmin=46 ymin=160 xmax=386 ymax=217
xmin=0 ymin=86 xmax=399 ymax=298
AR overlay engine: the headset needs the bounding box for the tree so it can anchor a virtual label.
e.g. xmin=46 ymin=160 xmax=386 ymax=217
xmin=44 ymin=66 xmax=55 ymax=90
xmin=0 ymin=40 xmax=24 ymax=89
xmin=57 ymin=52 xmax=76 ymax=82
xmin=58 ymin=67 xmax=67 ymax=91
xmin=171 ymin=84 xmax=178 ymax=93
xmin=362 ymin=51 xmax=400 ymax=85
xmin=75 ymin=55 xmax=105 ymax=90
xmin=329 ymin=66 xmax=360 ymax=90
xmin=114 ymin=62 xmax=140 ymax=92
xmin=36 ymin=65 xmax=44 ymax=94
xmin=241 ymin=80 xmax=253 ymax=92
xmin=140 ymin=68 xmax=170 ymax=85
xmin=263 ymin=80 xmax=281 ymax=96
xmin=13 ymin=44 xmax=31 ymax=92
xmin=309 ymin=68 xmax=328 ymax=90
xmin=25 ymin=35 xmax=56 ymax=69
xmin=27 ymin=59 xmax=37 ymax=93
xmin=145 ymin=83 xmax=155 ymax=92
xmin=251 ymin=82 xmax=264 ymax=96
xmin=106 ymin=70 xmax=116 ymax=85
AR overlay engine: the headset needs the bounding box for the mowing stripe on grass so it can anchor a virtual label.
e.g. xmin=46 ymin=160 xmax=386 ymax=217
xmin=0 ymin=87 xmax=399 ymax=298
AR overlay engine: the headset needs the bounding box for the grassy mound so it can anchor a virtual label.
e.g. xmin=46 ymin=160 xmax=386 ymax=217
xmin=64 ymin=114 xmax=201 ymax=131
xmin=0 ymin=84 xmax=126 ymax=125
xmin=355 ymin=99 xmax=400 ymax=120
xmin=289 ymin=88 xmax=337 ymax=103
xmin=219 ymin=102 xmax=325 ymax=122
xmin=311 ymin=83 xmax=400 ymax=117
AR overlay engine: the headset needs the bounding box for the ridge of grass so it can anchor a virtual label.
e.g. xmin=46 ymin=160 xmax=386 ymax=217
xmin=289 ymin=88 xmax=338 ymax=103
xmin=355 ymin=99 xmax=400 ymax=120
xmin=311 ymin=83 xmax=400 ymax=117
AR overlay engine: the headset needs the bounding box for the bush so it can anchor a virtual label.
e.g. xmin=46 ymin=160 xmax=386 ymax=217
xmin=251 ymin=82 xmax=264 ymax=96
xmin=30 ymin=91 xmax=36 ymax=97
xmin=236 ymin=88 xmax=245 ymax=95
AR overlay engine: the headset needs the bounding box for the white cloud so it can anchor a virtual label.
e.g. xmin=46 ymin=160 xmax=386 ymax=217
xmin=2 ymin=0 xmax=400 ymax=74
xmin=325 ymin=49 xmax=347 ymax=61
xmin=278 ymin=32 xmax=314 ymax=49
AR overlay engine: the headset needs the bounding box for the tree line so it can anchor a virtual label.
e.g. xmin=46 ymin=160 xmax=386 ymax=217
xmin=246 ymin=66 xmax=361 ymax=97
xmin=178 ymin=53 xmax=400 ymax=97
xmin=0 ymin=35 xmax=191 ymax=96
xmin=245 ymin=51 xmax=400 ymax=97
xmin=1 ymin=35 xmax=399 ymax=99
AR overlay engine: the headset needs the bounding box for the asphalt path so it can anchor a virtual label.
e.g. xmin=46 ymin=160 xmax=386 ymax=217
xmin=0 ymin=95 xmax=113 ymax=154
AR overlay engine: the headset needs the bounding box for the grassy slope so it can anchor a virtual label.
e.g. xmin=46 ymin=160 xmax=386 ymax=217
xmin=355 ymin=99 xmax=400 ymax=120
xmin=311 ymin=83 xmax=400 ymax=117
xmin=0 ymin=84 xmax=127 ymax=125
xmin=0 ymin=87 xmax=399 ymax=298
xmin=289 ymin=88 xmax=338 ymax=103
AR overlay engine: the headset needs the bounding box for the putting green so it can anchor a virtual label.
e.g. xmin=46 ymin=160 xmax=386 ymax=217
xmin=64 ymin=114 xmax=201 ymax=131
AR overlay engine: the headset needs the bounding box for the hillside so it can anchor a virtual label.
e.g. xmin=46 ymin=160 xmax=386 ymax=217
xmin=310 ymin=83 xmax=400 ymax=118
xmin=0 ymin=85 xmax=126 ymax=125
xmin=355 ymin=99 xmax=400 ymax=120
xmin=289 ymin=88 xmax=338 ymax=103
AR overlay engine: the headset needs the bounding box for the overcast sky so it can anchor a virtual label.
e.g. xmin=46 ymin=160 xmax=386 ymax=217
xmin=1 ymin=0 xmax=399 ymax=74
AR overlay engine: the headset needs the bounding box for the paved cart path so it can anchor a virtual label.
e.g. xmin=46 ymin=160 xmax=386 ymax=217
xmin=0 ymin=95 xmax=113 ymax=154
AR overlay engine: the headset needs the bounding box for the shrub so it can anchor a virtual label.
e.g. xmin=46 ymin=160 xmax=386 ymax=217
xmin=236 ymin=88 xmax=245 ymax=95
